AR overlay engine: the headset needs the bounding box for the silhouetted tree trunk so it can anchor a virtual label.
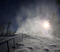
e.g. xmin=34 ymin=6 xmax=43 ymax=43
xmin=0 ymin=25 xmax=5 ymax=36
xmin=6 ymin=22 xmax=11 ymax=35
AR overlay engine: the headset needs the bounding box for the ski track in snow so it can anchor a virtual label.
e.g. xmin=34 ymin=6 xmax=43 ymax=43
xmin=14 ymin=34 xmax=60 ymax=52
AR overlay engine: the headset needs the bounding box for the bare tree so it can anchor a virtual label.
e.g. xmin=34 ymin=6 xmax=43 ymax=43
xmin=0 ymin=25 xmax=5 ymax=36
xmin=6 ymin=22 xmax=12 ymax=35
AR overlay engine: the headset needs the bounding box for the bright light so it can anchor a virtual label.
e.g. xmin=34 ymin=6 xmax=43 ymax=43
xmin=42 ymin=21 xmax=50 ymax=29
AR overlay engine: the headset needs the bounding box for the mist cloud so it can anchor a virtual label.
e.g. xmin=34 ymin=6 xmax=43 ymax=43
xmin=15 ymin=0 xmax=59 ymax=39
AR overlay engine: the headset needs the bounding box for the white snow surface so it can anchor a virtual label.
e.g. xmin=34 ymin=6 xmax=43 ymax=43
xmin=14 ymin=34 xmax=60 ymax=52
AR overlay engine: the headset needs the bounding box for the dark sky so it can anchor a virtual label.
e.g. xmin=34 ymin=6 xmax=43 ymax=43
xmin=0 ymin=0 xmax=60 ymax=32
xmin=0 ymin=0 xmax=37 ymax=23
xmin=0 ymin=0 xmax=37 ymax=32
xmin=0 ymin=0 xmax=36 ymax=24
xmin=0 ymin=0 xmax=21 ymax=24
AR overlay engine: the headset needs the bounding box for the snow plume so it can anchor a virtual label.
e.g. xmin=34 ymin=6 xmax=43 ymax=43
xmin=16 ymin=0 xmax=58 ymax=39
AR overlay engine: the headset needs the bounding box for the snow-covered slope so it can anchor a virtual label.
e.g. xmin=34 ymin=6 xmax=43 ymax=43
xmin=14 ymin=34 xmax=60 ymax=52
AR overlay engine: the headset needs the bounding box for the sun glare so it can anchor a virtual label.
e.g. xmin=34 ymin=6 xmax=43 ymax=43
xmin=43 ymin=21 xmax=50 ymax=30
